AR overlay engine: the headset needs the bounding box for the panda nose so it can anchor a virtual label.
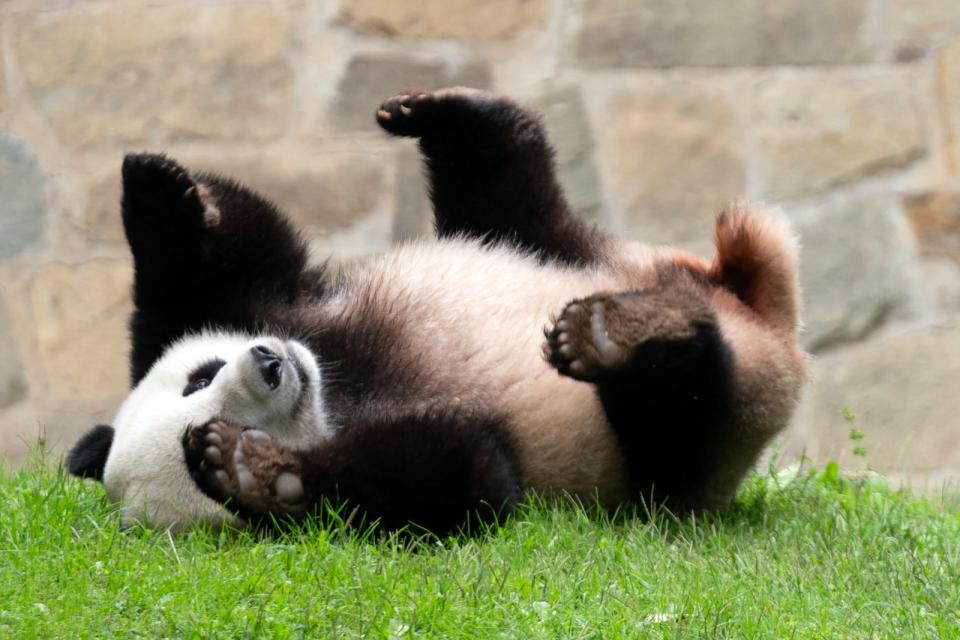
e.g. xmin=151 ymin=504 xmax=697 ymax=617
xmin=250 ymin=345 xmax=282 ymax=390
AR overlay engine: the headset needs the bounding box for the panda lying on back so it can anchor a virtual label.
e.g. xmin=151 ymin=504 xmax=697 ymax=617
xmin=67 ymin=88 xmax=807 ymax=534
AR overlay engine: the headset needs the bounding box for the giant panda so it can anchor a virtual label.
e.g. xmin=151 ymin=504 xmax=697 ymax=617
xmin=66 ymin=88 xmax=808 ymax=534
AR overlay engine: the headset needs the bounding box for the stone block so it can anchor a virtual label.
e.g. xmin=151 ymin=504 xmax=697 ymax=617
xmin=942 ymin=40 xmax=960 ymax=175
xmin=30 ymin=260 xmax=132 ymax=402
xmin=336 ymin=0 xmax=548 ymax=39
xmin=902 ymin=189 xmax=960 ymax=264
xmin=332 ymin=54 xmax=490 ymax=130
xmin=891 ymin=0 xmax=960 ymax=58
xmin=84 ymin=168 xmax=125 ymax=244
xmin=15 ymin=3 xmax=295 ymax=149
xmin=0 ymin=293 xmax=27 ymax=409
xmin=790 ymin=325 xmax=960 ymax=475
xmin=0 ymin=136 xmax=46 ymax=259
xmin=751 ymin=70 xmax=928 ymax=200
xmin=601 ymin=80 xmax=746 ymax=250
xmin=572 ymin=0 xmax=872 ymax=69
xmin=534 ymin=85 xmax=606 ymax=225
xmin=790 ymin=192 xmax=916 ymax=351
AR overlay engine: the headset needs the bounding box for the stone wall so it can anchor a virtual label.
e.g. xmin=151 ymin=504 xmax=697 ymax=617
xmin=1 ymin=0 xmax=958 ymax=486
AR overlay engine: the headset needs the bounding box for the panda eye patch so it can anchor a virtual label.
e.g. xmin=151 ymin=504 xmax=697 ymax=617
xmin=183 ymin=358 xmax=226 ymax=397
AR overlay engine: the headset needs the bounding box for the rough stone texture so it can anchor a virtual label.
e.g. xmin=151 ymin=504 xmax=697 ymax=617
xmin=603 ymin=81 xmax=746 ymax=249
xmin=943 ymin=40 xmax=960 ymax=175
xmin=337 ymin=0 xmax=548 ymax=39
xmin=15 ymin=3 xmax=295 ymax=148
xmin=534 ymin=85 xmax=606 ymax=225
xmin=751 ymin=70 xmax=928 ymax=200
xmin=790 ymin=193 xmax=916 ymax=352
xmin=0 ymin=294 xmax=27 ymax=409
xmin=392 ymin=145 xmax=433 ymax=242
xmin=30 ymin=260 xmax=132 ymax=403
xmin=891 ymin=0 xmax=960 ymax=57
xmin=84 ymin=168 xmax=125 ymax=245
xmin=332 ymin=54 xmax=491 ymax=130
xmin=790 ymin=325 xmax=960 ymax=475
xmin=902 ymin=189 xmax=960 ymax=264
xmin=573 ymin=0 xmax=872 ymax=69
xmin=0 ymin=136 xmax=46 ymax=259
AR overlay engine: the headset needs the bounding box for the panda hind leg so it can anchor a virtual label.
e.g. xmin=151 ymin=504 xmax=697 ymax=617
xmin=182 ymin=411 xmax=522 ymax=535
xmin=543 ymin=277 xmax=724 ymax=384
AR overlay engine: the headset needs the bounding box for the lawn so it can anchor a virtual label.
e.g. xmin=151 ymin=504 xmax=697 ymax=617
xmin=2 ymin=452 xmax=958 ymax=639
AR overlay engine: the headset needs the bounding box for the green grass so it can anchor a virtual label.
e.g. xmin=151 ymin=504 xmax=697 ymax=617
xmin=2 ymin=454 xmax=959 ymax=639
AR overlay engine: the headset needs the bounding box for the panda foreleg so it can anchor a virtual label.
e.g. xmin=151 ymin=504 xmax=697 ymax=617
xmin=121 ymin=153 xmax=313 ymax=383
xmin=376 ymin=88 xmax=601 ymax=265
xmin=182 ymin=411 xmax=522 ymax=535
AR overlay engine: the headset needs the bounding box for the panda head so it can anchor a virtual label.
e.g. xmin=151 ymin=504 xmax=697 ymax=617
xmin=66 ymin=331 xmax=328 ymax=530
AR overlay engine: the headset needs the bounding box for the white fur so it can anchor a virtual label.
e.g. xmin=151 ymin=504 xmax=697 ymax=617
xmin=102 ymin=332 xmax=326 ymax=529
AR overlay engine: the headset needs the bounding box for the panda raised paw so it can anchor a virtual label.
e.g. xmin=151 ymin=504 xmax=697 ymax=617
xmin=543 ymin=295 xmax=629 ymax=383
xmin=183 ymin=419 xmax=308 ymax=521
xmin=375 ymin=87 xmax=504 ymax=138
xmin=122 ymin=153 xmax=205 ymax=224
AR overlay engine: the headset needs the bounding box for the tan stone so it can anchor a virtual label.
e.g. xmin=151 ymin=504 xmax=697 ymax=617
xmin=337 ymin=0 xmax=548 ymax=39
xmin=193 ymin=153 xmax=387 ymax=234
xmin=789 ymin=325 xmax=960 ymax=475
xmin=15 ymin=3 xmax=295 ymax=149
xmin=751 ymin=70 xmax=928 ymax=200
xmin=602 ymin=81 xmax=746 ymax=249
xmin=84 ymin=168 xmax=125 ymax=244
xmin=573 ymin=0 xmax=871 ymax=68
xmin=789 ymin=192 xmax=915 ymax=351
xmin=534 ymin=85 xmax=606 ymax=225
xmin=902 ymin=190 xmax=960 ymax=264
xmin=30 ymin=260 xmax=132 ymax=403
xmin=332 ymin=54 xmax=491 ymax=130
xmin=891 ymin=0 xmax=960 ymax=58
xmin=942 ymin=40 xmax=960 ymax=176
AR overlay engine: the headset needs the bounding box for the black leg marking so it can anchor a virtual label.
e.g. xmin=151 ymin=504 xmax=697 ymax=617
xmin=376 ymin=88 xmax=604 ymax=265
xmin=545 ymin=279 xmax=738 ymax=510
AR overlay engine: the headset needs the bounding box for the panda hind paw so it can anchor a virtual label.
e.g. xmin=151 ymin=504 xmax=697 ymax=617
xmin=182 ymin=419 xmax=307 ymax=520
xmin=543 ymin=296 xmax=628 ymax=383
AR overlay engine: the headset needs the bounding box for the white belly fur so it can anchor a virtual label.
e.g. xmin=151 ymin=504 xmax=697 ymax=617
xmin=332 ymin=237 xmax=667 ymax=504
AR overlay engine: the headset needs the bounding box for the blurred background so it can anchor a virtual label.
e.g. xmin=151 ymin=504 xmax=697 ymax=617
xmin=0 ymin=0 xmax=957 ymax=488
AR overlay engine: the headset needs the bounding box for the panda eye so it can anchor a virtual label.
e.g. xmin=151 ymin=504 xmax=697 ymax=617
xmin=183 ymin=358 xmax=226 ymax=397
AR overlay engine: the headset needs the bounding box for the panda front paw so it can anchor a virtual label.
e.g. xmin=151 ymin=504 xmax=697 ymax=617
xmin=182 ymin=419 xmax=308 ymax=521
xmin=375 ymin=87 xmax=501 ymax=138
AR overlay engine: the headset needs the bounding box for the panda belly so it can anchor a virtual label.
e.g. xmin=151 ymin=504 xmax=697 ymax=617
xmin=335 ymin=238 xmax=638 ymax=504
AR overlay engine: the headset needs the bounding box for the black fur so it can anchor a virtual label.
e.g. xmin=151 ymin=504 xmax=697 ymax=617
xmin=184 ymin=410 xmax=521 ymax=536
xmin=65 ymin=424 xmax=114 ymax=481
xmin=377 ymin=89 xmax=604 ymax=265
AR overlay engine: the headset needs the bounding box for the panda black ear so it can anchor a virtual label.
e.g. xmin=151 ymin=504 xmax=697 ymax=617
xmin=65 ymin=425 xmax=115 ymax=481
